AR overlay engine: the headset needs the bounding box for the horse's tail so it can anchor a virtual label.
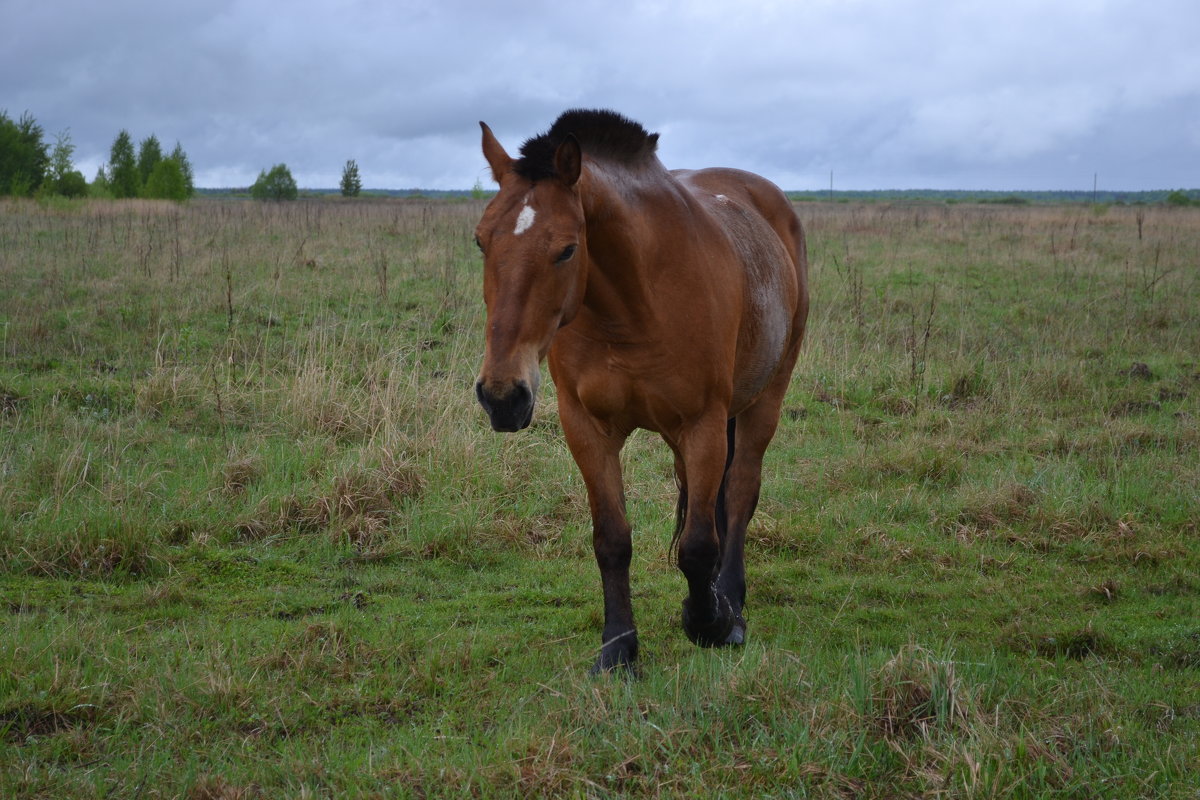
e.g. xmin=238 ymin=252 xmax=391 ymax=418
xmin=671 ymin=417 xmax=736 ymax=558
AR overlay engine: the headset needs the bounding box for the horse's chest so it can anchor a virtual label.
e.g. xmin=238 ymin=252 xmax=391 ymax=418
xmin=555 ymin=341 xmax=705 ymax=432
xmin=574 ymin=362 xmax=630 ymax=421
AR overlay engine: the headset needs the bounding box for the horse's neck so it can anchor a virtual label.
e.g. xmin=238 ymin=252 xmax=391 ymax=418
xmin=580 ymin=166 xmax=683 ymax=328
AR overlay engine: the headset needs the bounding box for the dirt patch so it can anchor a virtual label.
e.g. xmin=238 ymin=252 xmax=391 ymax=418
xmin=1 ymin=701 xmax=103 ymax=742
xmin=0 ymin=390 xmax=24 ymax=415
xmin=1150 ymin=629 xmax=1200 ymax=670
xmin=236 ymin=454 xmax=424 ymax=545
xmin=186 ymin=777 xmax=265 ymax=800
xmin=1021 ymin=626 xmax=1120 ymax=660
xmin=1158 ymin=385 xmax=1189 ymax=402
xmin=957 ymin=483 xmax=1039 ymax=531
xmin=1108 ymin=399 xmax=1161 ymax=417
xmin=222 ymin=455 xmax=264 ymax=496
xmin=1121 ymin=362 xmax=1155 ymax=380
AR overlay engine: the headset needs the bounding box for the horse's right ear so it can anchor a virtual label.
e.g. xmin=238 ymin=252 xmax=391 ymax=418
xmin=554 ymin=134 xmax=582 ymax=187
xmin=480 ymin=122 xmax=512 ymax=183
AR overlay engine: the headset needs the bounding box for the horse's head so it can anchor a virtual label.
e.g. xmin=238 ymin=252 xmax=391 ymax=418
xmin=473 ymin=121 xmax=588 ymax=432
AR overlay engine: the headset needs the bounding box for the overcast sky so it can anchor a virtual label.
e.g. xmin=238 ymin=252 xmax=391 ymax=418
xmin=3 ymin=0 xmax=1197 ymax=191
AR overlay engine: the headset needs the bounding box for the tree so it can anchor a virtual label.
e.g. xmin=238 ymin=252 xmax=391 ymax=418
xmin=90 ymin=166 xmax=113 ymax=198
xmin=136 ymin=135 xmax=163 ymax=192
xmin=170 ymin=142 xmax=195 ymax=197
xmin=340 ymin=159 xmax=362 ymax=197
xmin=0 ymin=110 xmax=49 ymax=196
xmin=47 ymin=129 xmax=75 ymax=183
xmin=250 ymin=163 xmax=298 ymax=201
xmin=143 ymin=158 xmax=189 ymax=201
xmin=45 ymin=129 xmax=88 ymax=198
xmin=108 ymin=130 xmax=139 ymax=198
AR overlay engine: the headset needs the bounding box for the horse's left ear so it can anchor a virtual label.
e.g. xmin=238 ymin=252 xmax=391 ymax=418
xmin=480 ymin=121 xmax=512 ymax=183
xmin=554 ymin=134 xmax=582 ymax=187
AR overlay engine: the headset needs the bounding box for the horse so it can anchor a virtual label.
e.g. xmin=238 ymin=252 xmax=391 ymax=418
xmin=473 ymin=109 xmax=809 ymax=673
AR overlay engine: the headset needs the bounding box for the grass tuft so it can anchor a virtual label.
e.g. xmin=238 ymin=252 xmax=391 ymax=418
xmin=864 ymin=645 xmax=974 ymax=740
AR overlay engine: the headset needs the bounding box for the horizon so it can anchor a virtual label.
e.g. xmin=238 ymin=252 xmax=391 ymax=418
xmin=192 ymin=185 xmax=1198 ymax=196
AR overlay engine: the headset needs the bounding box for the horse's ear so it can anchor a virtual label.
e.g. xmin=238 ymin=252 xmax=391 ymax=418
xmin=480 ymin=121 xmax=512 ymax=183
xmin=554 ymin=134 xmax=582 ymax=187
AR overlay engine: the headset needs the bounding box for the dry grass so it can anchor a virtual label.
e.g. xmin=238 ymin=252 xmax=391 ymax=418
xmin=866 ymin=645 xmax=974 ymax=739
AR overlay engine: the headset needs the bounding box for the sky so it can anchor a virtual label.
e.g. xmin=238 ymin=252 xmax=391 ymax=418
xmin=3 ymin=0 xmax=1198 ymax=192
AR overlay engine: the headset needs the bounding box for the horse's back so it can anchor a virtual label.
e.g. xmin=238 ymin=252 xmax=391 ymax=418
xmin=673 ymin=167 xmax=806 ymax=318
xmin=673 ymin=167 xmax=804 ymax=264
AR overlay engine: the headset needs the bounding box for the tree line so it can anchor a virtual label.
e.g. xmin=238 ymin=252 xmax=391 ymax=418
xmin=0 ymin=111 xmax=87 ymax=198
xmin=97 ymin=130 xmax=195 ymax=201
xmin=2 ymin=110 xmax=368 ymax=203
xmin=0 ymin=110 xmax=195 ymax=201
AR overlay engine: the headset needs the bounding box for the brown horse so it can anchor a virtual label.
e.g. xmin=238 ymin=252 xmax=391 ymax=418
xmin=474 ymin=109 xmax=808 ymax=673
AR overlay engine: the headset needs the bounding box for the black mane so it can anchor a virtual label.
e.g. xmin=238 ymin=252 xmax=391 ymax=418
xmin=514 ymin=109 xmax=660 ymax=181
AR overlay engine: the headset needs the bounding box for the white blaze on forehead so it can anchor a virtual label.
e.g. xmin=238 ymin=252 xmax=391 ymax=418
xmin=513 ymin=204 xmax=536 ymax=235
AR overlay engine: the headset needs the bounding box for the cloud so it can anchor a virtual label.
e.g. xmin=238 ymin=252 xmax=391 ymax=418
xmin=2 ymin=0 xmax=1197 ymax=189
xmin=892 ymin=85 xmax=1109 ymax=163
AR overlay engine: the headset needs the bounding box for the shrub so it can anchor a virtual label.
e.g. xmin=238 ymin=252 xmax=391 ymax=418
xmin=1165 ymin=190 xmax=1192 ymax=207
xmin=251 ymin=163 xmax=298 ymax=201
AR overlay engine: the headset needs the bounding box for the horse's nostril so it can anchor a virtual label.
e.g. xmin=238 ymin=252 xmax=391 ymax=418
xmin=512 ymin=380 xmax=532 ymax=405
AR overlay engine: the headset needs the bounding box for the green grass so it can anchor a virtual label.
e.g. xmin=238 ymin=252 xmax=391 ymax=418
xmin=2 ymin=196 xmax=1198 ymax=798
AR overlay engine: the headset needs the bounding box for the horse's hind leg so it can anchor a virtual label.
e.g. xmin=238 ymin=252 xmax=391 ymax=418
xmin=715 ymin=362 xmax=797 ymax=645
xmin=676 ymin=412 xmax=739 ymax=647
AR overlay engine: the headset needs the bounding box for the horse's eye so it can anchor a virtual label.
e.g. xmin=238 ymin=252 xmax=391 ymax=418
xmin=556 ymin=244 xmax=577 ymax=263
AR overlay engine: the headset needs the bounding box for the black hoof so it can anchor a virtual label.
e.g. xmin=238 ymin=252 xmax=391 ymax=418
xmin=590 ymin=656 xmax=640 ymax=679
xmin=682 ymin=589 xmax=736 ymax=648
xmin=590 ymin=630 xmax=639 ymax=677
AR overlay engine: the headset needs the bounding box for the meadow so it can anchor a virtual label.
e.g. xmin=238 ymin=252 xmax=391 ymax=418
xmin=1 ymin=195 xmax=1197 ymax=798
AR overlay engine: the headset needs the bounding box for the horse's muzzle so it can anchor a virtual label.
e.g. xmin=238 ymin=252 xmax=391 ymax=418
xmin=475 ymin=379 xmax=535 ymax=432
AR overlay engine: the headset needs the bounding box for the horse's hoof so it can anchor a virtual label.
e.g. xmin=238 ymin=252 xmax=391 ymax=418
xmin=590 ymin=656 xmax=640 ymax=679
xmin=682 ymin=590 xmax=736 ymax=648
xmin=590 ymin=630 xmax=639 ymax=677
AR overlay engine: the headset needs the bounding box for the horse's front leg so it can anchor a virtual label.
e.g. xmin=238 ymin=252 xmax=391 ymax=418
xmin=559 ymin=400 xmax=636 ymax=674
xmin=676 ymin=413 xmax=738 ymax=647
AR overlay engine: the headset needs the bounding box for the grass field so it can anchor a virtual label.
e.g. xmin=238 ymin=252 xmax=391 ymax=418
xmin=2 ymin=196 xmax=1198 ymax=798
